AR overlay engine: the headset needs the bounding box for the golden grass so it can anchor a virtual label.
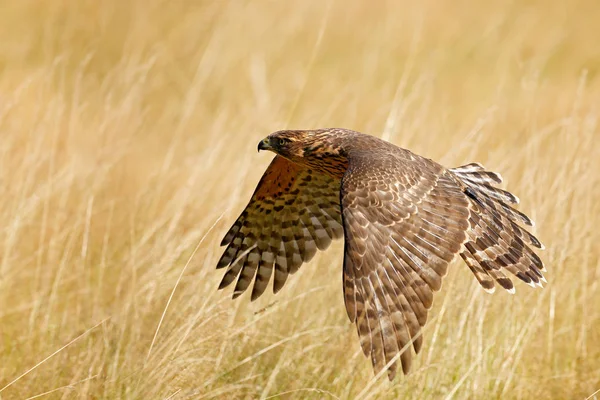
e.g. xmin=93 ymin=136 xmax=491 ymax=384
xmin=0 ymin=0 xmax=599 ymax=398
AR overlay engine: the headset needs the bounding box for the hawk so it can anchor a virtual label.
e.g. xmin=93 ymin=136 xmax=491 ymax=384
xmin=216 ymin=128 xmax=545 ymax=380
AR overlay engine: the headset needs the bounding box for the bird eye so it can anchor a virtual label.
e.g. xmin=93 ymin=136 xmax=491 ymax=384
xmin=278 ymin=139 xmax=286 ymax=146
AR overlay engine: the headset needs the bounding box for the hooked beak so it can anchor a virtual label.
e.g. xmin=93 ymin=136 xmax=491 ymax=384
xmin=257 ymin=138 xmax=271 ymax=152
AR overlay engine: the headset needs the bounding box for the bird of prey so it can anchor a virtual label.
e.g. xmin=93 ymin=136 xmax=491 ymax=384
xmin=216 ymin=128 xmax=545 ymax=380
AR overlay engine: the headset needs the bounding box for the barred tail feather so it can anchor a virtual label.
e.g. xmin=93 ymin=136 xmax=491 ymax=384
xmin=451 ymin=163 xmax=546 ymax=293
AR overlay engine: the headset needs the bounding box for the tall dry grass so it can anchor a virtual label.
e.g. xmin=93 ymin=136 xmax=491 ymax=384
xmin=0 ymin=1 xmax=599 ymax=399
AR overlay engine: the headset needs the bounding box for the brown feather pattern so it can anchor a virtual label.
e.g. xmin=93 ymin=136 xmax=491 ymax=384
xmin=218 ymin=155 xmax=343 ymax=300
xmin=217 ymin=128 xmax=545 ymax=380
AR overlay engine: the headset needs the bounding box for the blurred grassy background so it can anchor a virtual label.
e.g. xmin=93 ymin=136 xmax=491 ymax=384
xmin=0 ymin=0 xmax=599 ymax=399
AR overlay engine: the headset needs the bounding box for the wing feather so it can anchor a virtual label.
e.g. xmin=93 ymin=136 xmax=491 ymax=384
xmin=218 ymin=155 xmax=343 ymax=300
xmin=341 ymin=153 xmax=470 ymax=378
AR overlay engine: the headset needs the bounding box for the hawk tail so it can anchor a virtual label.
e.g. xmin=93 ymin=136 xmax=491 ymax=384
xmin=450 ymin=163 xmax=546 ymax=293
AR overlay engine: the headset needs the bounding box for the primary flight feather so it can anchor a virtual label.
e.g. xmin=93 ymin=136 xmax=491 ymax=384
xmin=216 ymin=128 xmax=545 ymax=380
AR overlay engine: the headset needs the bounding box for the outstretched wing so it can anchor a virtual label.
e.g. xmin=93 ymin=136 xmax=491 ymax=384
xmin=341 ymin=152 xmax=471 ymax=380
xmin=218 ymin=155 xmax=343 ymax=300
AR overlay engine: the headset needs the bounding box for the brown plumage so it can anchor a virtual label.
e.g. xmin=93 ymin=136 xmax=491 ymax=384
xmin=217 ymin=128 xmax=545 ymax=380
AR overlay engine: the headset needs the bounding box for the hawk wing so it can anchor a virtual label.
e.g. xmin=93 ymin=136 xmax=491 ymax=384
xmin=218 ymin=155 xmax=343 ymax=300
xmin=340 ymin=152 xmax=471 ymax=380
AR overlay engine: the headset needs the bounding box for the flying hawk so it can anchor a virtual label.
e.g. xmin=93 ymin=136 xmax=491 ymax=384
xmin=216 ymin=128 xmax=545 ymax=380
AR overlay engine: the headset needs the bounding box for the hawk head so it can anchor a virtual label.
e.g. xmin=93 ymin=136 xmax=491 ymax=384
xmin=257 ymin=129 xmax=350 ymax=177
xmin=258 ymin=130 xmax=317 ymax=157
xmin=259 ymin=128 xmax=348 ymax=159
